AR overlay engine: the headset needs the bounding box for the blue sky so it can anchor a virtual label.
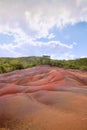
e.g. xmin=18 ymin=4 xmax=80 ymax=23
xmin=0 ymin=0 xmax=87 ymax=59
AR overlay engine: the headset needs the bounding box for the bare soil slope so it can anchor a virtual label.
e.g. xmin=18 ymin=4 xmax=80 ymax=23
xmin=0 ymin=66 xmax=87 ymax=130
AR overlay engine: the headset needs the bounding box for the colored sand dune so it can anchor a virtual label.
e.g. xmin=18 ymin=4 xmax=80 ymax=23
xmin=0 ymin=66 xmax=87 ymax=130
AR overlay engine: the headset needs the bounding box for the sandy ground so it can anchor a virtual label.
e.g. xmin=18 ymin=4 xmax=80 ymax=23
xmin=0 ymin=65 xmax=87 ymax=130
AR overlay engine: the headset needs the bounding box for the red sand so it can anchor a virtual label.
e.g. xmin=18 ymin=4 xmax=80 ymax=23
xmin=0 ymin=66 xmax=87 ymax=130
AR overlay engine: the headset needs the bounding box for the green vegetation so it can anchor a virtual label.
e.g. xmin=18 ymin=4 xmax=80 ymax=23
xmin=0 ymin=56 xmax=87 ymax=74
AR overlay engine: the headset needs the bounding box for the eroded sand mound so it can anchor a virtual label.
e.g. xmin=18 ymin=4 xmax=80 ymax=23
xmin=0 ymin=66 xmax=87 ymax=130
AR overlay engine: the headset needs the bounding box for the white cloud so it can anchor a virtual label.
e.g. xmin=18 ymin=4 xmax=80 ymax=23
xmin=0 ymin=28 xmax=77 ymax=58
xmin=0 ymin=0 xmax=87 ymax=38
xmin=47 ymin=33 xmax=55 ymax=39
xmin=0 ymin=0 xmax=86 ymax=58
xmin=51 ymin=53 xmax=75 ymax=60
xmin=80 ymin=56 xmax=87 ymax=58
xmin=0 ymin=44 xmax=22 ymax=57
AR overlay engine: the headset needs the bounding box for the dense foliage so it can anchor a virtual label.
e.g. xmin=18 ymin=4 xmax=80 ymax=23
xmin=0 ymin=56 xmax=87 ymax=73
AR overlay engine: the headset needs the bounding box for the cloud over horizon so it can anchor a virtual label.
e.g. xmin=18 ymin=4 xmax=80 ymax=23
xmin=0 ymin=0 xmax=87 ymax=59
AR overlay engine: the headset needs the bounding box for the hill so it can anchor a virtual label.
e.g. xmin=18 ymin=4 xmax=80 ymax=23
xmin=0 ymin=56 xmax=87 ymax=74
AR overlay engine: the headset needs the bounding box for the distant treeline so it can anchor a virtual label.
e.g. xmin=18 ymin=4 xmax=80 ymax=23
xmin=0 ymin=56 xmax=87 ymax=73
